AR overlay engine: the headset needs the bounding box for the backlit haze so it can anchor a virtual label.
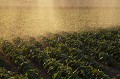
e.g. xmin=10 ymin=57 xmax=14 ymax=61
xmin=0 ymin=0 xmax=120 ymax=7
xmin=0 ymin=0 xmax=120 ymax=39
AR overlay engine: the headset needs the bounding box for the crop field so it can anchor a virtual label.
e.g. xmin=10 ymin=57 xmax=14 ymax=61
xmin=0 ymin=27 xmax=120 ymax=79
xmin=1 ymin=0 xmax=120 ymax=79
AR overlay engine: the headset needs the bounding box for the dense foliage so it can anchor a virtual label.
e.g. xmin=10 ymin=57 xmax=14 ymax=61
xmin=0 ymin=27 xmax=120 ymax=79
xmin=0 ymin=57 xmax=27 ymax=79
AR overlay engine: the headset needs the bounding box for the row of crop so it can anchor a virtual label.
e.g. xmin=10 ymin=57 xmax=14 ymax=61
xmin=1 ymin=40 xmax=44 ymax=79
xmin=11 ymin=38 xmax=112 ymax=79
xmin=9 ymin=28 xmax=120 ymax=78
xmin=2 ymin=39 xmax=79 ymax=79
xmin=0 ymin=56 xmax=26 ymax=79
xmin=43 ymin=29 xmax=120 ymax=68
xmin=10 ymin=40 xmax=81 ymax=79
xmin=78 ymin=31 xmax=120 ymax=68
xmin=38 ymin=28 xmax=120 ymax=77
xmin=1 ymin=27 xmax=120 ymax=79
xmin=43 ymin=45 xmax=110 ymax=79
xmin=0 ymin=67 xmax=27 ymax=79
